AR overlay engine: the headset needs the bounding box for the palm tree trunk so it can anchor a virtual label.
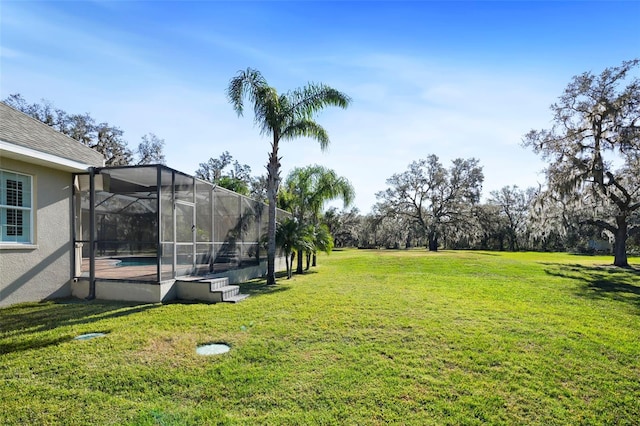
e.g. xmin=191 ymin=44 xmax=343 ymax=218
xmin=284 ymin=250 xmax=290 ymax=279
xmin=296 ymin=211 xmax=304 ymax=274
xmin=296 ymin=249 xmax=304 ymax=274
xmin=290 ymin=253 xmax=294 ymax=278
xmin=266 ymin=137 xmax=280 ymax=285
xmin=266 ymin=188 xmax=277 ymax=284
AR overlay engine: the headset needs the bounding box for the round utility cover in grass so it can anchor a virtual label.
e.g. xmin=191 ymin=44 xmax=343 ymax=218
xmin=196 ymin=343 xmax=230 ymax=355
xmin=74 ymin=332 xmax=106 ymax=340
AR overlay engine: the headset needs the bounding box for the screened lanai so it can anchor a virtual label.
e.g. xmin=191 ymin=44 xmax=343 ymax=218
xmin=73 ymin=165 xmax=287 ymax=284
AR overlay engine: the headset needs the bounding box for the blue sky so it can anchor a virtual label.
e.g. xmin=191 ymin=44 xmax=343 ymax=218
xmin=2 ymin=1 xmax=639 ymax=212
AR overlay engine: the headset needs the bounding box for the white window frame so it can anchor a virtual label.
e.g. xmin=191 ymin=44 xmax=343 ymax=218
xmin=0 ymin=169 xmax=34 ymax=245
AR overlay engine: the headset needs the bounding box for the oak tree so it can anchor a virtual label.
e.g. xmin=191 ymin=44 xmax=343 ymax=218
xmin=523 ymin=59 xmax=640 ymax=266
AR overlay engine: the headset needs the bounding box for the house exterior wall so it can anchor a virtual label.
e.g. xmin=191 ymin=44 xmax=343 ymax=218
xmin=0 ymin=157 xmax=74 ymax=307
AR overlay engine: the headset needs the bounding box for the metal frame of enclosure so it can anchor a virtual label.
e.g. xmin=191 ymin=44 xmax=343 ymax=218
xmin=73 ymin=165 xmax=288 ymax=289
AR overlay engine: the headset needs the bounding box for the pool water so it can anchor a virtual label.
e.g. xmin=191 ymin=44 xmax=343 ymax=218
xmin=115 ymin=258 xmax=157 ymax=267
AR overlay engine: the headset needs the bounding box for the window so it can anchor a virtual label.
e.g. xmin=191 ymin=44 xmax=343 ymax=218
xmin=1 ymin=170 xmax=32 ymax=244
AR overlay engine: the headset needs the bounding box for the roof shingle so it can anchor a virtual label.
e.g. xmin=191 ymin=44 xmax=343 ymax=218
xmin=0 ymin=102 xmax=105 ymax=167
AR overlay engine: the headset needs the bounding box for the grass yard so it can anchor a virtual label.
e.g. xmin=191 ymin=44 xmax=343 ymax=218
xmin=1 ymin=250 xmax=639 ymax=425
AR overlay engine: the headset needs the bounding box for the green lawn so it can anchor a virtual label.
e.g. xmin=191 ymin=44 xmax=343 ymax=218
xmin=1 ymin=250 xmax=639 ymax=425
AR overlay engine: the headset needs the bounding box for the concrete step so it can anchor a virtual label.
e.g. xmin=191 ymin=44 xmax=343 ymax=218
xmin=223 ymin=293 xmax=250 ymax=303
xmin=211 ymin=285 xmax=241 ymax=300
xmin=204 ymin=277 xmax=229 ymax=291
xmin=174 ymin=277 xmax=247 ymax=303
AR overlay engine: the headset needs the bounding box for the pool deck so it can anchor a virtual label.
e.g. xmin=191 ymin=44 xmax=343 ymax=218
xmin=80 ymin=258 xmax=173 ymax=281
xmin=79 ymin=258 xmax=243 ymax=281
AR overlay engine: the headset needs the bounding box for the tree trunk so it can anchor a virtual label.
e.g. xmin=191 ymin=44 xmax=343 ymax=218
xmin=289 ymin=252 xmax=295 ymax=278
xmin=266 ymin=138 xmax=280 ymax=285
xmin=312 ymin=253 xmax=317 ymax=267
xmin=266 ymin=189 xmax=277 ymax=284
xmin=428 ymin=231 xmax=438 ymax=251
xmin=284 ymin=250 xmax=291 ymax=279
xmin=613 ymin=215 xmax=629 ymax=267
xmin=296 ymin=248 xmax=304 ymax=274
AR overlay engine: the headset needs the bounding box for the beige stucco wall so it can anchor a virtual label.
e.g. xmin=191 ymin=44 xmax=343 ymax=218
xmin=0 ymin=157 xmax=74 ymax=307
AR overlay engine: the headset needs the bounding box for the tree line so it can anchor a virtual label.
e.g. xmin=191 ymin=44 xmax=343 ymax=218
xmin=268 ymin=59 xmax=638 ymax=269
xmin=324 ymin=59 xmax=640 ymax=267
xmin=321 ymin=160 xmax=540 ymax=253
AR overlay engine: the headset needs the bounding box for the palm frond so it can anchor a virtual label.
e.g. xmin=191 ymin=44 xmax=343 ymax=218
xmin=253 ymin=86 xmax=281 ymax=135
xmin=308 ymin=169 xmax=355 ymax=214
xmin=286 ymin=83 xmax=351 ymax=118
xmin=227 ymin=68 xmax=267 ymax=115
xmin=282 ymin=119 xmax=330 ymax=150
xmin=312 ymin=223 xmax=334 ymax=254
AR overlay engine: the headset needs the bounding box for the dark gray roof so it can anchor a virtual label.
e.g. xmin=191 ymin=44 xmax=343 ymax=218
xmin=0 ymin=102 xmax=105 ymax=167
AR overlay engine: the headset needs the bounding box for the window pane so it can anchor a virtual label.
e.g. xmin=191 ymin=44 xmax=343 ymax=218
xmin=1 ymin=171 xmax=32 ymax=243
xmin=6 ymin=180 xmax=21 ymax=206
xmin=6 ymin=209 xmax=22 ymax=235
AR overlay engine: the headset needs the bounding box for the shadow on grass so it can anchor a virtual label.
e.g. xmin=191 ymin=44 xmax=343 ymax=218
xmin=295 ymin=268 xmax=320 ymax=276
xmin=237 ymin=268 xmax=321 ymax=296
xmin=0 ymin=299 xmax=158 ymax=354
xmin=543 ymin=263 xmax=640 ymax=310
xmin=237 ymin=271 xmax=292 ymax=297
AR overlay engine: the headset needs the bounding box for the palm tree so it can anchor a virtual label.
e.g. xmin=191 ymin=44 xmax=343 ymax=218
xmin=281 ymin=165 xmax=355 ymax=273
xmin=307 ymin=222 xmax=334 ymax=270
xmin=276 ymin=218 xmax=312 ymax=279
xmin=227 ymin=68 xmax=351 ymax=285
